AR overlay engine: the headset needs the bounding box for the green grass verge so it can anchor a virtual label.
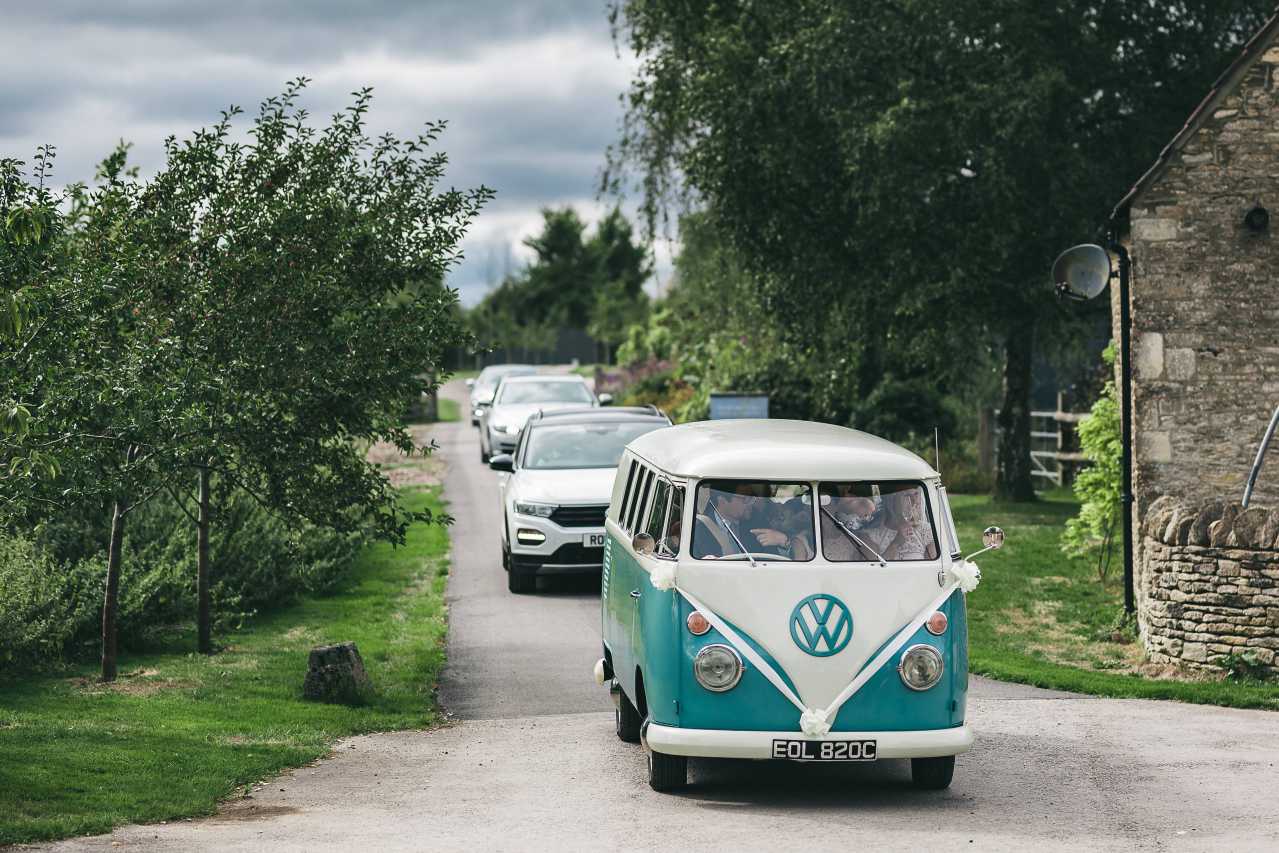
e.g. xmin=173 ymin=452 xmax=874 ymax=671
xmin=436 ymin=396 xmax=460 ymax=422
xmin=0 ymin=487 xmax=450 ymax=846
xmin=956 ymin=491 xmax=1279 ymax=710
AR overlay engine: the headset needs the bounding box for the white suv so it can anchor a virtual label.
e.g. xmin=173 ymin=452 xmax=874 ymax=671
xmin=489 ymin=406 xmax=671 ymax=593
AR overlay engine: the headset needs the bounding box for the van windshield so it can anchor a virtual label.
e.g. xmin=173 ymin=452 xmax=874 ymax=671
xmin=819 ymin=482 xmax=939 ymax=562
xmin=691 ymin=480 xmax=815 ymax=561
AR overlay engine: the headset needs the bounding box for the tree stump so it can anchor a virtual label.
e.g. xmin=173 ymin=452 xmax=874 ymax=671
xmin=302 ymin=642 xmax=370 ymax=704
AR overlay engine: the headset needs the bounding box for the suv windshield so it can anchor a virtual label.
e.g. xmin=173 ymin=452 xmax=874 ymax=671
xmin=523 ymin=422 xmax=665 ymax=469
xmin=818 ymin=482 xmax=939 ymax=561
xmin=497 ymin=381 xmax=594 ymax=405
xmin=691 ymin=480 xmax=815 ymax=561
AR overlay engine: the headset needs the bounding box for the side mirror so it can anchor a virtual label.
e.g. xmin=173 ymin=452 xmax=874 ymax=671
xmin=488 ymin=453 xmax=514 ymax=473
xmin=598 ymin=393 xmax=613 ymax=406
xmin=964 ymin=525 xmax=1006 ymax=561
xmin=632 ymin=532 xmax=655 ymax=555
xmin=465 ymin=378 xmax=476 ymax=389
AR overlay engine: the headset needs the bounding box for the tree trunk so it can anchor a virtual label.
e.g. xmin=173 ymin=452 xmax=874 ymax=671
xmin=996 ymin=319 xmax=1037 ymax=501
xmin=197 ymin=464 xmax=212 ymax=655
xmin=101 ymin=497 xmax=127 ymax=682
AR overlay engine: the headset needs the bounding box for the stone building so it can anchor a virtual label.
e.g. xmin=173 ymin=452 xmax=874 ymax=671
xmin=1113 ymin=12 xmax=1279 ymax=673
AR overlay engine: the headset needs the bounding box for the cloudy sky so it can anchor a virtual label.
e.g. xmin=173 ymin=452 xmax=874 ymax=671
xmin=1 ymin=1 xmax=656 ymax=305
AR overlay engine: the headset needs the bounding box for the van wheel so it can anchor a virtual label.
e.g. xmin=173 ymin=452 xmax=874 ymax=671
xmin=615 ymin=688 xmax=641 ymax=743
xmin=647 ymin=747 xmax=687 ymax=792
xmin=910 ymin=755 xmax=955 ymax=790
xmin=507 ymin=568 xmax=535 ymax=594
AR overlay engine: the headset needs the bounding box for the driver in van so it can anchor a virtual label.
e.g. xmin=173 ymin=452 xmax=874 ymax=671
xmin=693 ymin=483 xmax=811 ymax=559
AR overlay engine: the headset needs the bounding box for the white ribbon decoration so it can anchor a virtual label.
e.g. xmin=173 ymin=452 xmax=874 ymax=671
xmin=652 ymin=558 xmax=981 ymax=738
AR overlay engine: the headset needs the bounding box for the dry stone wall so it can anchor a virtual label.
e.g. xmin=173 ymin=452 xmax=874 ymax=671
xmin=1140 ymin=495 xmax=1279 ymax=674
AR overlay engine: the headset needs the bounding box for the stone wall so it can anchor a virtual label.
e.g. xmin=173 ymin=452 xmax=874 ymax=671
xmin=1139 ymin=496 xmax=1279 ymax=675
xmin=1123 ymin=45 xmax=1279 ymax=531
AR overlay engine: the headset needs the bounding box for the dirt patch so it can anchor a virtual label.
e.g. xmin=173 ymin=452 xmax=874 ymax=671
xmin=206 ymin=801 xmax=301 ymax=823
xmin=68 ymin=673 xmax=198 ymax=697
xmin=367 ymin=423 xmax=445 ymax=487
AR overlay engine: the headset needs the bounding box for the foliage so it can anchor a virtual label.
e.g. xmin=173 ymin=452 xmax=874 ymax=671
xmin=1 ymin=488 xmax=362 ymax=669
xmin=608 ymin=0 xmax=1272 ymax=498
xmin=1061 ymin=344 xmax=1122 ymax=580
xmin=0 ymin=488 xmax=448 ymax=846
xmin=468 ymin=207 xmax=649 ymax=361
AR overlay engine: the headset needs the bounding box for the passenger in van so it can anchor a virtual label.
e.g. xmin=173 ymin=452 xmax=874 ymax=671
xmin=821 ymin=490 xmax=894 ymax=561
xmin=884 ymin=488 xmax=938 ymax=561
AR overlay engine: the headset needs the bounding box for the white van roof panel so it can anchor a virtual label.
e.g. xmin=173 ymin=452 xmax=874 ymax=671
xmin=625 ymin=419 xmax=938 ymax=481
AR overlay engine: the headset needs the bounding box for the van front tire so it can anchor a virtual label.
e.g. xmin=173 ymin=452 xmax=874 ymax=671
xmin=647 ymin=748 xmax=687 ymax=792
xmin=910 ymin=755 xmax=955 ymax=790
xmin=615 ymin=688 xmax=641 ymax=743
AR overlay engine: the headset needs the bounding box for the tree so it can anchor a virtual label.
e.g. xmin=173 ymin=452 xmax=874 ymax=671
xmin=469 ymin=206 xmax=650 ymax=361
xmin=3 ymin=81 xmax=490 ymax=674
xmin=608 ymin=0 xmax=1273 ymax=498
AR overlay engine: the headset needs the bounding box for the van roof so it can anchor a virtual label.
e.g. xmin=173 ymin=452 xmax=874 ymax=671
xmin=625 ymin=419 xmax=938 ymax=481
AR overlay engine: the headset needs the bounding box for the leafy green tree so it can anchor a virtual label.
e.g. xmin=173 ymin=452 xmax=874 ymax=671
xmin=469 ymin=206 xmax=650 ymax=360
xmin=608 ymin=0 xmax=1271 ymax=498
xmin=4 ymin=81 xmax=489 ymax=674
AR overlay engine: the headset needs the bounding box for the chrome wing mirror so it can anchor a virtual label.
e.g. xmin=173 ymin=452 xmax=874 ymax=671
xmin=632 ymin=532 xmax=656 ymax=556
xmin=963 ymin=526 xmax=1005 ymax=562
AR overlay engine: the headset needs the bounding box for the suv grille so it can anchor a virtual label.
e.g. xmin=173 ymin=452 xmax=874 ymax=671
xmin=550 ymin=504 xmax=608 ymax=527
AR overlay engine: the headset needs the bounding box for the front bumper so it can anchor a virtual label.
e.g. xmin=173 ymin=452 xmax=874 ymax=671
xmin=644 ymin=722 xmax=973 ymax=760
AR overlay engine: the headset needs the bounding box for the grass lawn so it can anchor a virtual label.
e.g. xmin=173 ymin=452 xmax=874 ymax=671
xmin=955 ymin=490 xmax=1279 ymax=710
xmin=0 ymin=487 xmax=450 ymax=846
xmin=436 ymin=396 xmax=460 ymax=422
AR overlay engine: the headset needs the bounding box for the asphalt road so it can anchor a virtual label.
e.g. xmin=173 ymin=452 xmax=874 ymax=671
xmin=38 ymin=379 xmax=1279 ymax=852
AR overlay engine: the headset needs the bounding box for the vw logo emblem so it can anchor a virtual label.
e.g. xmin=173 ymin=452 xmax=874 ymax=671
xmin=789 ymin=594 xmax=853 ymax=657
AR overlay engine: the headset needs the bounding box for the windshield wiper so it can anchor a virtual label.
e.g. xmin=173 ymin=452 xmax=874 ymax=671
xmin=821 ymin=507 xmax=887 ymax=566
xmin=709 ymin=503 xmax=757 ymax=567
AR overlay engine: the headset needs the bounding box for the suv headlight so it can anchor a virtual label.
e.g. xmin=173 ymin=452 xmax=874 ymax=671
xmin=514 ymin=501 xmax=556 ymax=518
xmin=897 ymin=644 xmax=944 ymax=691
xmin=693 ymin=644 xmax=743 ymax=692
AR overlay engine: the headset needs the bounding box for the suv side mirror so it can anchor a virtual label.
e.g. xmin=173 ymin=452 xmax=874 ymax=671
xmin=465 ymin=378 xmax=476 ymax=389
xmin=598 ymin=392 xmax=613 ymax=406
xmin=489 ymin=453 xmax=514 ymax=473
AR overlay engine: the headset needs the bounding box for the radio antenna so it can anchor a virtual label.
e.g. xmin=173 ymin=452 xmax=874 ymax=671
xmin=934 ymin=427 xmax=941 ymax=476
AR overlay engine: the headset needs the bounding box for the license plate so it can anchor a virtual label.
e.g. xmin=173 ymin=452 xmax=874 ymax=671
xmin=771 ymin=739 xmax=877 ymax=762
xmin=583 ymin=532 xmax=607 ymax=547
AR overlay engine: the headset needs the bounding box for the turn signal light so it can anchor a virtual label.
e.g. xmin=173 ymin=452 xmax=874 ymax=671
xmin=925 ymin=611 xmax=948 ymax=636
xmin=686 ymin=611 xmax=711 ymax=635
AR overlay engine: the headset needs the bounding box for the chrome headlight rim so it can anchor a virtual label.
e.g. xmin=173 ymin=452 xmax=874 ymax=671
xmin=693 ymin=643 xmax=743 ymax=692
xmin=897 ymin=643 xmax=944 ymax=692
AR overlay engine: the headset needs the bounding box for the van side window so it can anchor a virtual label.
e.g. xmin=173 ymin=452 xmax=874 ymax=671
xmin=625 ymin=465 xmax=648 ymax=532
xmin=645 ymin=479 xmax=672 ymax=541
xmin=658 ymin=485 xmax=684 ymax=558
xmin=631 ymin=469 xmax=654 ymax=534
xmin=618 ymin=459 xmax=638 ymax=526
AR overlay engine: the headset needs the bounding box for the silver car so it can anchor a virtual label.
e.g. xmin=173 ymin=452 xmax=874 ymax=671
xmin=467 ymin=364 xmax=537 ymax=426
xmin=478 ymin=374 xmax=607 ymax=463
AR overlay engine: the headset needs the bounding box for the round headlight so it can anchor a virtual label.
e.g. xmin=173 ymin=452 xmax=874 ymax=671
xmin=898 ymin=644 xmax=944 ymax=691
xmin=693 ymin=644 xmax=743 ymax=692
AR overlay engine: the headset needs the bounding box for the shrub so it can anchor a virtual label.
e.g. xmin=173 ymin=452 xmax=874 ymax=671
xmin=1061 ymin=344 xmax=1122 ymax=581
xmin=1 ymin=489 xmax=364 ymax=670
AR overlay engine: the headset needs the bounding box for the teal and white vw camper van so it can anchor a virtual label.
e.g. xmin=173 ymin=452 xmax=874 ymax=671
xmin=593 ymin=420 xmax=1002 ymax=791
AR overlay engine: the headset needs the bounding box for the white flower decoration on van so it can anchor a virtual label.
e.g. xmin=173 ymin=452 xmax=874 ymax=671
xmin=948 ymin=559 xmax=982 ymax=593
xmin=648 ymin=561 xmax=677 ymax=591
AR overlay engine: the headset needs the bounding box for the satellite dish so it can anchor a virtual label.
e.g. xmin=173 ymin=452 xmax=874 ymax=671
xmin=1051 ymin=244 xmax=1112 ymax=300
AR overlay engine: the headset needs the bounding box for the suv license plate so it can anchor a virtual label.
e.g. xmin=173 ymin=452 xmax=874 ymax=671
xmin=583 ymin=532 xmax=607 ymax=547
xmin=771 ymin=739 xmax=877 ymax=762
